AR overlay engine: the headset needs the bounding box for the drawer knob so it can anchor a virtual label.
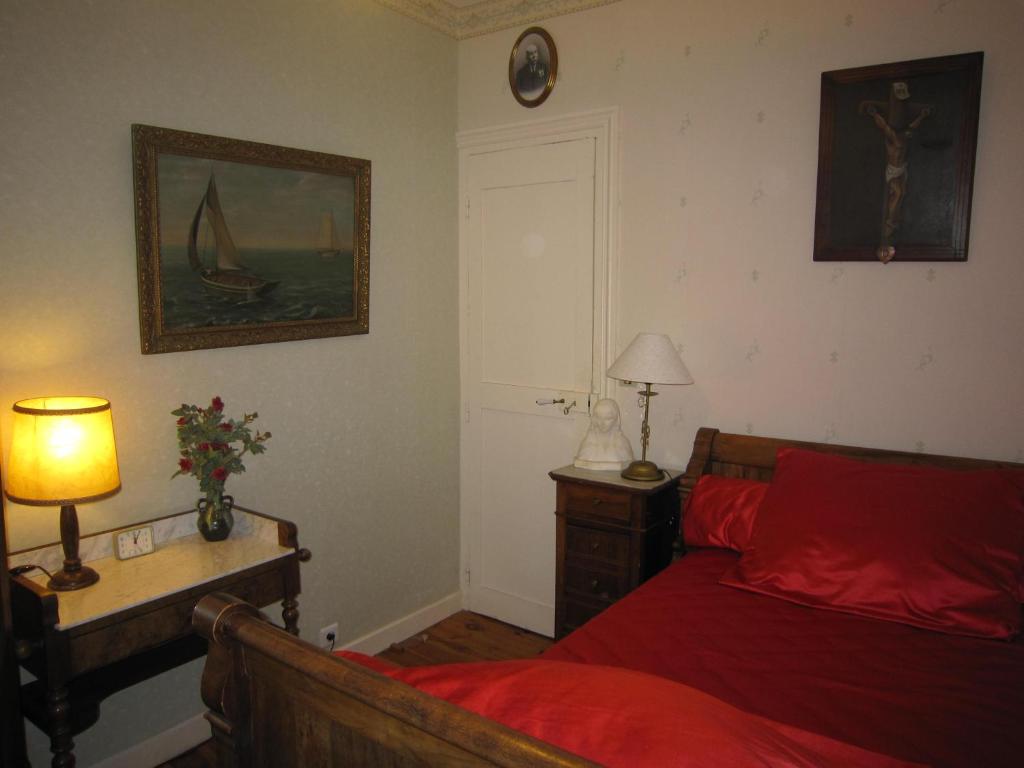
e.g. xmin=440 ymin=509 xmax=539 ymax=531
xmin=14 ymin=639 xmax=37 ymax=661
xmin=590 ymin=579 xmax=599 ymax=591
xmin=591 ymin=498 xmax=603 ymax=506
xmin=590 ymin=541 xmax=600 ymax=551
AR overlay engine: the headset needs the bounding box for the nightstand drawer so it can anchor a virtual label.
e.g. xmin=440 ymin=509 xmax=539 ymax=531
xmin=562 ymin=596 xmax=608 ymax=632
xmin=564 ymin=483 xmax=632 ymax=523
xmin=565 ymin=562 xmax=629 ymax=602
xmin=565 ymin=525 xmax=629 ymax=566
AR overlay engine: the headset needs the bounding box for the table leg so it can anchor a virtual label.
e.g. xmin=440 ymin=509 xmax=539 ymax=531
xmin=47 ymin=685 xmax=75 ymax=767
xmin=282 ymin=597 xmax=299 ymax=635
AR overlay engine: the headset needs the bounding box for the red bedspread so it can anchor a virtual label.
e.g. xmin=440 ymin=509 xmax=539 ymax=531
xmin=544 ymin=548 xmax=1024 ymax=768
xmin=341 ymin=652 xmax=917 ymax=767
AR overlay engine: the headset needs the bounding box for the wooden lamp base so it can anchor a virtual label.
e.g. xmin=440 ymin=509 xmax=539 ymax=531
xmin=49 ymin=504 xmax=100 ymax=591
xmin=48 ymin=563 xmax=99 ymax=591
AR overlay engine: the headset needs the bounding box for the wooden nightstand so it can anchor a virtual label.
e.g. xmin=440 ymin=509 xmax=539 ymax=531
xmin=8 ymin=505 xmax=309 ymax=768
xmin=550 ymin=466 xmax=680 ymax=640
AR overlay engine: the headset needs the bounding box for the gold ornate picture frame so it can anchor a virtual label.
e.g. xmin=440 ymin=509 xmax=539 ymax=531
xmin=509 ymin=27 xmax=558 ymax=108
xmin=132 ymin=124 xmax=370 ymax=354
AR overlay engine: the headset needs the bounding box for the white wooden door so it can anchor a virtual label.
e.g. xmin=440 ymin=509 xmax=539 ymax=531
xmin=461 ymin=133 xmax=604 ymax=636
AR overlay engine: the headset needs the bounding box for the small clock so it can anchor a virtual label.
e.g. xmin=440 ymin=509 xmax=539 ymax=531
xmin=113 ymin=525 xmax=156 ymax=560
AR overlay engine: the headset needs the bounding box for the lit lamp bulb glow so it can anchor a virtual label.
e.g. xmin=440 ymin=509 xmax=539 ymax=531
xmin=50 ymin=420 xmax=86 ymax=459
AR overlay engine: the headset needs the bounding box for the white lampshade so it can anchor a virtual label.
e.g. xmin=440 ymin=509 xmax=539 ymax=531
xmin=607 ymin=333 xmax=693 ymax=385
xmin=5 ymin=396 xmax=121 ymax=506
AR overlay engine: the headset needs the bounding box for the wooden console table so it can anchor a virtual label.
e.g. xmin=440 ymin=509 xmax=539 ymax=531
xmin=8 ymin=505 xmax=310 ymax=768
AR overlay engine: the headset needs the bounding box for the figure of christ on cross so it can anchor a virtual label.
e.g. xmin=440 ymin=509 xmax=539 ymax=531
xmin=858 ymin=81 xmax=932 ymax=263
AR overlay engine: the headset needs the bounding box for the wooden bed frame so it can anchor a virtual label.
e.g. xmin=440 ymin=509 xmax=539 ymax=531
xmin=193 ymin=427 xmax=1022 ymax=767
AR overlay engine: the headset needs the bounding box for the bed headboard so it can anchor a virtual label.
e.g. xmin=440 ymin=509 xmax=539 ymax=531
xmin=679 ymin=426 xmax=1023 ymax=504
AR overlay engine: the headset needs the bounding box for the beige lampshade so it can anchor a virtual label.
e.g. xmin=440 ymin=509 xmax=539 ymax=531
xmin=607 ymin=333 xmax=694 ymax=385
xmin=5 ymin=396 xmax=121 ymax=506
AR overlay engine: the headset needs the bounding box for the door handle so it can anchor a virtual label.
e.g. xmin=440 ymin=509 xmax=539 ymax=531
xmin=535 ymin=398 xmax=576 ymax=415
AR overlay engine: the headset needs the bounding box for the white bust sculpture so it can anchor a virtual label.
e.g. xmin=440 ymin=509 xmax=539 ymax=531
xmin=573 ymin=398 xmax=634 ymax=471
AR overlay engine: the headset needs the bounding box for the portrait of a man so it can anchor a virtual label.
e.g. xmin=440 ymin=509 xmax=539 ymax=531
xmin=509 ymin=27 xmax=557 ymax=108
xmin=516 ymin=43 xmax=548 ymax=95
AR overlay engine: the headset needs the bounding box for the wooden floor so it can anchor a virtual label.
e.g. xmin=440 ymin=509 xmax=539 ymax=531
xmin=159 ymin=611 xmax=551 ymax=767
xmin=377 ymin=610 xmax=552 ymax=667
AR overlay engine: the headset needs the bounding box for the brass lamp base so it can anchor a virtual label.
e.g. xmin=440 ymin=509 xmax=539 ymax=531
xmin=48 ymin=564 xmax=100 ymax=591
xmin=620 ymin=460 xmax=664 ymax=482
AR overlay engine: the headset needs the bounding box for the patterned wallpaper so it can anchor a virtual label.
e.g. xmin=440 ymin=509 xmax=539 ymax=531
xmin=3 ymin=2 xmax=461 ymax=763
xmin=373 ymin=0 xmax=621 ymax=38
xmin=457 ymin=0 xmax=1024 ymax=466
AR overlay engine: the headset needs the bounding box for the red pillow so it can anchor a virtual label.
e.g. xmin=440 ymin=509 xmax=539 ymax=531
xmin=720 ymin=448 xmax=1024 ymax=639
xmin=683 ymin=475 xmax=768 ymax=551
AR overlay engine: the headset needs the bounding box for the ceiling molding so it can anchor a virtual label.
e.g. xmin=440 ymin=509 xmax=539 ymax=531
xmin=372 ymin=0 xmax=621 ymax=40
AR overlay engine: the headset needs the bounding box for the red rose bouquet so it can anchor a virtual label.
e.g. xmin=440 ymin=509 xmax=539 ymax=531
xmin=171 ymin=396 xmax=271 ymax=498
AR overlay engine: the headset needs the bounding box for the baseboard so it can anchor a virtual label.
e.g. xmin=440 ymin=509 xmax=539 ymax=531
xmin=342 ymin=590 xmax=463 ymax=655
xmin=90 ymin=712 xmax=210 ymax=768
xmin=466 ymin=587 xmax=554 ymax=637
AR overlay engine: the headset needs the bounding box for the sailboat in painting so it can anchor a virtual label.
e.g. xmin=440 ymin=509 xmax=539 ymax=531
xmin=188 ymin=174 xmax=279 ymax=299
xmin=316 ymin=211 xmax=341 ymax=259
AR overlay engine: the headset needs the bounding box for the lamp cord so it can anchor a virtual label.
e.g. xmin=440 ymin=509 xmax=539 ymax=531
xmin=9 ymin=564 xmax=54 ymax=580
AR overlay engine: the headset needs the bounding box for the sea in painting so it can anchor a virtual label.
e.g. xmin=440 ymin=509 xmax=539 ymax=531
xmin=160 ymin=247 xmax=354 ymax=329
xmin=157 ymin=152 xmax=359 ymax=330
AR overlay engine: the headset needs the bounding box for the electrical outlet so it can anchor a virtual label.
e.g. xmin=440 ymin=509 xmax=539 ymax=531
xmin=318 ymin=622 xmax=338 ymax=650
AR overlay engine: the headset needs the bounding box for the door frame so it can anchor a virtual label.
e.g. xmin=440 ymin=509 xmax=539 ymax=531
xmin=457 ymin=108 xmax=621 ymax=607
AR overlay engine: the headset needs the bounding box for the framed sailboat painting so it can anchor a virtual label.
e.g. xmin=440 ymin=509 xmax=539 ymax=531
xmin=132 ymin=124 xmax=370 ymax=353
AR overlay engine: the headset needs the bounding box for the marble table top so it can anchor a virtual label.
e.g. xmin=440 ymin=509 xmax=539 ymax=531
xmin=11 ymin=509 xmax=292 ymax=630
xmin=549 ymin=464 xmax=682 ymax=491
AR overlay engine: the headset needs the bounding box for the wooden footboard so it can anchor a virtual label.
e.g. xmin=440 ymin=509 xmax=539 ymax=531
xmin=193 ymin=593 xmax=596 ymax=767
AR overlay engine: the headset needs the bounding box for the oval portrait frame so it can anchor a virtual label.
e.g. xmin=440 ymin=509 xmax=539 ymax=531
xmin=508 ymin=27 xmax=558 ymax=108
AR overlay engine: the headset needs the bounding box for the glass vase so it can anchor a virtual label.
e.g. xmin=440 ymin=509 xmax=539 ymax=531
xmin=196 ymin=492 xmax=234 ymax=542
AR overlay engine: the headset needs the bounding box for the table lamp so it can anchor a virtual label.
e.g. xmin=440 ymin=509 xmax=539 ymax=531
xmin=607 ymin=333 xmax=693 ymax=481
xmin=4 ymin=396 xmax=121 ymax=590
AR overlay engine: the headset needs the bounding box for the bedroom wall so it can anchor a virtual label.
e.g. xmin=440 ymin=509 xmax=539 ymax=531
xmin=0 ymin=0 xmax=458 ymax=764
xmin=459 ymin=0 xmax=1024 ymax=468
